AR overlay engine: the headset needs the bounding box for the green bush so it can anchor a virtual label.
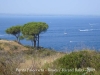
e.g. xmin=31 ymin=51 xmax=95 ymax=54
xmin=53 ymin=50 xmax=100 ymax=69
xmin=0 ymin=46 xmax=4 ymax=50
xmin=50 ymin=50 xmax=100 ymax=75
xmin=13 ymin=46 xmax=18 ymax=50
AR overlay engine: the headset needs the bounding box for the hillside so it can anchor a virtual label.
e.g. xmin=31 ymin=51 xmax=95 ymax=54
xmin=46 ymin=50 xmax=100 ymax=75
xmin=0 ymin=40 xmax=28 ymax=52
xmin=0 ymin=40 xmax=100 ymax=75
xmin=0 ymin=40 xmax=65 ymax=75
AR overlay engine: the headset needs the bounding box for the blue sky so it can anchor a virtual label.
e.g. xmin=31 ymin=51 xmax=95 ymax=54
xmin=0 ymin=0 xmax=100 ymax=15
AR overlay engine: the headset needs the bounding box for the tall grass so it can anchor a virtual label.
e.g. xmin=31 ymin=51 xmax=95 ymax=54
xmin=0 ymin=42 xmax=100 ymax=75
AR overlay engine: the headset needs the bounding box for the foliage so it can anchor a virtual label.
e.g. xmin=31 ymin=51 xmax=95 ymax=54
xmin=13 ymin=45 xmax=18 ymax=50
xmin=0 ymin=51 xmax=24 ymax=75
xmin=0 ymin=46 xmax=4 ymax=50
xmin=0 ymin=43 xmax=100 ymax=75
xmin=21 ymin=22 xmax=48 ymax=35
xmin=5 ymin=22 xmax=48 ymax=48
xmin=53 ymin=50 xmax=98 ymax=69
xmin=54 ymin=71 xmax=87 ymax=75
xmin=5 ymin=25 xmax=21 ymax=43
xmin=50 ymin=50 xmax=100 ymax=75
xmin=21 ymin=22 xmax=48 ymax=47
xmin=19 ymin=35 xmax=24 ymax=40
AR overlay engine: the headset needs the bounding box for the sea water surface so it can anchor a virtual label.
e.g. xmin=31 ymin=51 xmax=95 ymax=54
xmin=0 ymin=15 xmax=100 ymax=52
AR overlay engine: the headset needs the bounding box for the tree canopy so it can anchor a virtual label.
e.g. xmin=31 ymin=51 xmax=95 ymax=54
xmin=21 ymin=22 xmax=48 ymax=47
xmin=6 ymin=25 xmax=21 ymax=43
xmin=5 ymin=22 xmax=48 ymax=48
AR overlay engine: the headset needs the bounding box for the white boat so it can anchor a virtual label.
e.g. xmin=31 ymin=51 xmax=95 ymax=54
xmin=64 ymin=32 xmax=67 ymax=34
xmin=64 ymin=29 xmax=67 ymax=34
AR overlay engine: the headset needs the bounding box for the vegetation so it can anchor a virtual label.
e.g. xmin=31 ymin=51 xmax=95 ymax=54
xmin=0 ymin=43 xmax=100 ymax=75
xmin=0 ymin=40 xmax=100 ymax=75
xmin=21 ymin=22 xmax=48 ymax=47
xmin=1 ymin=21 xmax=100 ymax=75
xmin=5 ymin=22 xmax=48 ymax=48
xmin=43 ymin=50 xmax=100 ymax=75
xmin=5 ymin=25 xmax=21 ymax=43
xmin=0 ymin=40 xmax=64 ymax=75
xmin=0 ymin=40 xmax=28 ymax=51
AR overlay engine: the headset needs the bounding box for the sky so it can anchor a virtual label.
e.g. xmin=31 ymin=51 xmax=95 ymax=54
xmin=0 ymin=0 xmax=100 ymax=15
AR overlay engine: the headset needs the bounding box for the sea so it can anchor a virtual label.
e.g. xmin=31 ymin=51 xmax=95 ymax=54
xmin=0 ymin=15 xmax=100 ymax=52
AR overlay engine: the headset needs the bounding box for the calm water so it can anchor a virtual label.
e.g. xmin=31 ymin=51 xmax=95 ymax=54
xmin=0 ymin=15 xmax=100 ymax=52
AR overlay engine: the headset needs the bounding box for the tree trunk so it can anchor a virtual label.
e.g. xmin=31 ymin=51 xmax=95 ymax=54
xmin=15 ymin=36 xmax=19 ymax=43
xmin=15 ymin=33 xmax=20 ymax=43
xmin=34 ymin=40 xmax=36 ymax=48
xmin=37 ymin=34 xmax=39 ymax=48
xmin=17 ymin=37 xmax=18 ymax=42
xmin=18 ymin=33 xmax=20 ymax=43
xmin=17 ymin=36 xmax=20 ymax=44
xmin=33 ymin=35 xmax=37 ymax=48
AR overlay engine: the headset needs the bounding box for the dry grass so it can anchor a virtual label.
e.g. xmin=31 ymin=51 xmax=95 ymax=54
xmin=0 ymin=40 xmax=28 ymax=52
xmin=20 ymin=52 xmax=65 ymax=69
xmin=0 ymin=40 xmax=65 ymax=68
xmin=0 ymin=40 xmax=65 ymax=75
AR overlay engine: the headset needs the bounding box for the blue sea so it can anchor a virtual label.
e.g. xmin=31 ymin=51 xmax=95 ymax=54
xmin=0 ymin=15 xmax=100 ymax=52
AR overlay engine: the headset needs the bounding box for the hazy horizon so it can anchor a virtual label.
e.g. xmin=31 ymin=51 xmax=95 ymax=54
xmin=0 ymin=13 xmax=100 ymax=17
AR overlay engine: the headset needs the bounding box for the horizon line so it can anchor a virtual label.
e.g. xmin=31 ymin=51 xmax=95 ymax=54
xmin=0 ymin=13 xmax=100 ymax=17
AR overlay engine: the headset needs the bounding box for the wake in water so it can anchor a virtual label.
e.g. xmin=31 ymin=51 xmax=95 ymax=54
xmin=79 ymin=29 xmax=100 ymax=32
xmin=79 ymin=29 xmax=90 ymax=32
xmin=70 ymin=41 xmax=78 ymax=43
xmin=89 ymin=23 xmax=98 ymax=25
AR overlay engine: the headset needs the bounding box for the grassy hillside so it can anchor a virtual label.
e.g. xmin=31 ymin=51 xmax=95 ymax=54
xmin=44 ymin=50 xmax=100 ymax=75
xmin=0 ymin=40 xmax=100 ymax=75
xmin=0 ymin=40 xmax=28 ymax=52
xmin=0 ymin=40 xmax=65 ymax=75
